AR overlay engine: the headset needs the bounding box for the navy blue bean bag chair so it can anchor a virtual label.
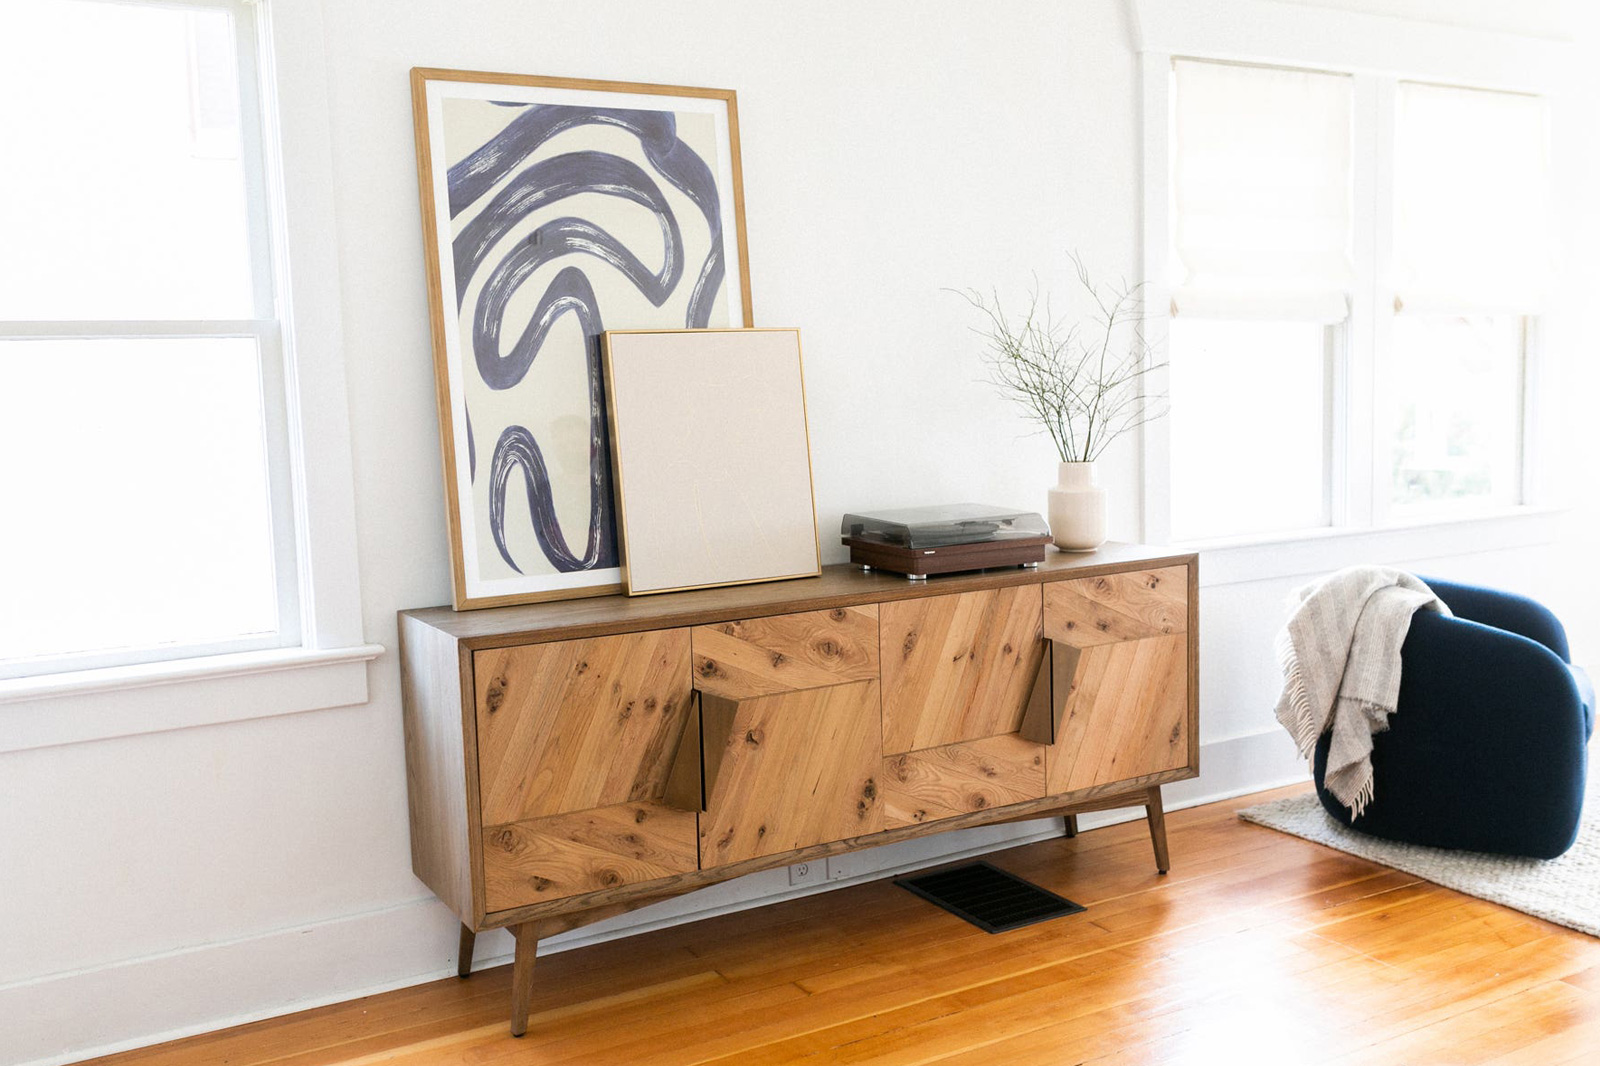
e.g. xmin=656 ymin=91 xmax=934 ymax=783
xmin=1313 ymin=578 xmax=1593 ymax=859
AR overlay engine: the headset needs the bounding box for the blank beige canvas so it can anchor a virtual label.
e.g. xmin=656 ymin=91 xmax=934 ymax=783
xmin=605 ymin=330 xmax=820 ymax=595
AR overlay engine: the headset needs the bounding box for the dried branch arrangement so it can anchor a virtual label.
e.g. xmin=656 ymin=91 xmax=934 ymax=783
xmin=956 ymin=254 xmax=1168 ymax=463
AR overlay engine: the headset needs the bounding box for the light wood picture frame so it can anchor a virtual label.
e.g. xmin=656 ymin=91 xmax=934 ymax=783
xmin=410 ymin=68 xmax=754 ymax=609
xmin=601 ymin=329 xmax=821 ymax=596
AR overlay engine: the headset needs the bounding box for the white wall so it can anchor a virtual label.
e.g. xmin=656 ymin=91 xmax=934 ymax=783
xmin=1 ymin=2 xmax=1595 ymax=1064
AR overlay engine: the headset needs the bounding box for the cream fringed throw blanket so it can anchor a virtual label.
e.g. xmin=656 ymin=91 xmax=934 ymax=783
xmin=1273 ymin=567 xmax=1450 ymax=818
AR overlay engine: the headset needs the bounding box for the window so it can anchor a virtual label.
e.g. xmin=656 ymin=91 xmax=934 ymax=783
xmin=1157 ymin=58 xmax=1550 ymax=543
xmin=0 ymin=0 xmax=298 ymax=679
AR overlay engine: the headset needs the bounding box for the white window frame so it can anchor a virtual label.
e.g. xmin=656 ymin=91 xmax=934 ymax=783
xmin=0 ymin=0 xmax=381 ymax=749
xmin=1135 ymin=0 xmax=1570 ymax=557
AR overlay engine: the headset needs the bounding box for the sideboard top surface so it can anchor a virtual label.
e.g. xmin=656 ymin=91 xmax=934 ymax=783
xmin=401 ymin=542 xmax=1198 ymax=651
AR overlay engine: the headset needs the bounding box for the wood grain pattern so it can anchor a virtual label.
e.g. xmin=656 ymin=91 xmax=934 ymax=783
xmin=398 ymin=614 xmax=476 ymax=925
xmin=402 ymin=546 xmax=1197 ymax=650
xmin=692 ymin=605 xmax=878 ymax=698
xmin=880 ymin=586 xmax=1044 ymax=754
xmin=882 ymin=733 xmax=1046 ymax=828
xmin=700 ymin=680 xmax=883 ymax=866
xmin=1046 ymin=633 xmax=1188 ymax=795
xmin=481 ymin=803 xmax=698 ymax=911
xmin=474 ymin=629 xmax=692 ymax=826
xmin=1044 ymin=565 xmax=1188 ymax=648
xmin=84 ymin=785 xmax=1600 ymax=1066
xmin=485 ymin=765 xmax=1192 ymax=929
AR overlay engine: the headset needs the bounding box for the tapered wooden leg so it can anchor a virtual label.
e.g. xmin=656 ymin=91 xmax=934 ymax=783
xmin=456 ymin=923 xmax=475 ymax=979
xmin=1063 ymin=814 xmax=1079 ymax=838
xmin=1145 ymin=786 xmax=1170 ymax=875
xmin=508 ymin=922 xmax=540 ymax=1038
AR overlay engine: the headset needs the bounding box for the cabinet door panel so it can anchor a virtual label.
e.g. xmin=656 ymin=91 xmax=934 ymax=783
xmin=481 ymin=803 xmax=697 ymax=911
xmin=882 ymin=733 xmax=1045 ymax=829
xmin=474 ymin=630 xmax=692 ymax=826
xmin=1045 ymin=633 xmax=1188 ymax=794
xmin=693 ymin=606 xmax=878 ymax=700
xmin=701 ymin=680 xmax=883 ymax=865
xmin=880 ymin=587 xmax=1044 ymax=754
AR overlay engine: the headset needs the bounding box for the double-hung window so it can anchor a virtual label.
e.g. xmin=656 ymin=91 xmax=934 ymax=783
xmin=1156 ymin=57 xmax=1551 ymax=544
xmin=0 ymin=0 xmax=299 ymax=679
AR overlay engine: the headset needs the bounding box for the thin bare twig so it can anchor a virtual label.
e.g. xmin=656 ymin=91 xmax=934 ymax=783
xmin=952 ymin=252 xmax=1168 ymax=463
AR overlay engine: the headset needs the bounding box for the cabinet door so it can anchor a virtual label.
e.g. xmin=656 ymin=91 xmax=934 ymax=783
xmin=880 ymin=587 xmax=1046 ymax=753
xmin=878 ymin=587 xmax=1049 ymax=828
xmin=1043 ymin=566 xmax=1190 ymax=794
xmin=474 ymin=631 xmax=699 ymax=911
xmin=700 ymin=679 xmax=884 ymax=866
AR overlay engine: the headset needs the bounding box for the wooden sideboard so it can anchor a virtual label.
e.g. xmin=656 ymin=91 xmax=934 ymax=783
xmin=399 ymin=543 xmax=1199 ymax=1035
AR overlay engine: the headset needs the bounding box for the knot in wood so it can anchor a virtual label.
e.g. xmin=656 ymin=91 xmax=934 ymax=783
xmin=743 ymin=728 xmax=763 ymax=747
xmin=770 ymin=651 xmax=787 ymax=667
xmin=816 ymin=640 xmax=837 ymax=658
xmin=634 ymin=808 xmax=649 ymax=824
xmin=698 ymin=659 xmax=720 ymax=678
xmin=485 ymin=678 xmax=507 ymax=713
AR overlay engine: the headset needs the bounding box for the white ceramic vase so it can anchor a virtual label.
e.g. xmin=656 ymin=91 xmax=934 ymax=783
xmin=1048 ymin=461 xmax=1107 ymax=552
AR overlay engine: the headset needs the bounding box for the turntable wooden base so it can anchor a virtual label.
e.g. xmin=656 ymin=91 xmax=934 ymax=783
xmin=842 ymin=534 xmax=1053 ymax=578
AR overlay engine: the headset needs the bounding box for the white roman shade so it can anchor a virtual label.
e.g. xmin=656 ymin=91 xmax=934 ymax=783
xmin=1393 ymin=82 xmax=1551 ymax=316
xmin=1170 ymin=59 xmax=1354 ymax=321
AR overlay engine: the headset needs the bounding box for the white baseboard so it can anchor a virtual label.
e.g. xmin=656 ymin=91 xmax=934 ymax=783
xmin=0 ymin=729 xmax=1308 ymax=1066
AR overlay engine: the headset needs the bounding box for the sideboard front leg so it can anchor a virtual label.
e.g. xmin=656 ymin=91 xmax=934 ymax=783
xmin=1145 ymin=786 xmax=1170 ymax=875
xmin=509 ymin=922 xmax=540 ymax=1037
xmin=457 ymin=923 xmax=476 ymax=978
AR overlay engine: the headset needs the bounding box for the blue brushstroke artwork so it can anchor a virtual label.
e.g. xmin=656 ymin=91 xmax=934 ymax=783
xmin=445 ymin=103 xmax=727 ymax=578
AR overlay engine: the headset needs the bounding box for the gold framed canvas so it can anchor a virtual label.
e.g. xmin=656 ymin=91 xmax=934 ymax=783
xmin=601 ymin=329 xmax=820 ymax=596
xmin=411 ymin=68 xmax=753 ymax=609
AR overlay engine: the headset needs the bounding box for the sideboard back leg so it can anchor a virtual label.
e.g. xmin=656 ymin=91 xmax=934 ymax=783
xmin=1145 ymin=787 xmax=1170 ymax=875
xmin=456 ymin=923 xmax=475 ymax=979
xmin=1063 ymin=814 xmax=1079 ymax=838
xmin=508 ymin=922 xmax=540 ymax=1037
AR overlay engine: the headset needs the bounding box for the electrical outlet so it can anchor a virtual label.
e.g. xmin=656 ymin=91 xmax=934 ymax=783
xmin=788 ymin=861 xmax=823 ymax=887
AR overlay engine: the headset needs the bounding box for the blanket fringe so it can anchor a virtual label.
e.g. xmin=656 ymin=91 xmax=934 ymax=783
xmin=1275 ymin=627 xmax=1319 ymax=758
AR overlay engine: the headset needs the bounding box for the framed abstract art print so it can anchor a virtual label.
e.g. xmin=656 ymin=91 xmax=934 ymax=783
xmin=410 ymin=68 xmax=753 ymax=609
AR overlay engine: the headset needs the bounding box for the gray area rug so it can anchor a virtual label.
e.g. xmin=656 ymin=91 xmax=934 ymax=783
xmin=1238 ymin=776 xmax=1600 ymax=938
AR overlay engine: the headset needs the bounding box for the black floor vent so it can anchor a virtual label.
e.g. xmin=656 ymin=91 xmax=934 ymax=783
xmin=894 ymin=861 xmax=1085 ymax=933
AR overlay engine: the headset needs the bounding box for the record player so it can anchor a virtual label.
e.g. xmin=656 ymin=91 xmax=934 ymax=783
xmin=841 ymin=504 xmax=1052 ymax=579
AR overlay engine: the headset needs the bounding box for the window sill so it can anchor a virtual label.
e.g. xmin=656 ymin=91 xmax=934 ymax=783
xmin=1177 ymin=506 xmax=1565 ymax=588
xmin=0 ymin=643 xmax=385 ymax=753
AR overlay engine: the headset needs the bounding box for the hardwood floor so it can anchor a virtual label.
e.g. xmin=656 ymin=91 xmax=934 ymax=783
xmin=83 ymin=785 xmax=1600 ymax=1065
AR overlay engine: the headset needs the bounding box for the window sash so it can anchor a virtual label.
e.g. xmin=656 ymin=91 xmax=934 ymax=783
xmin=0 ymin=0 xmax=301 ymax=680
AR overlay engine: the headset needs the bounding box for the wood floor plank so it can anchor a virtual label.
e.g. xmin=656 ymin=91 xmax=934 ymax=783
xmin=76 ymin=784 xmax=1600 ymax=1066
